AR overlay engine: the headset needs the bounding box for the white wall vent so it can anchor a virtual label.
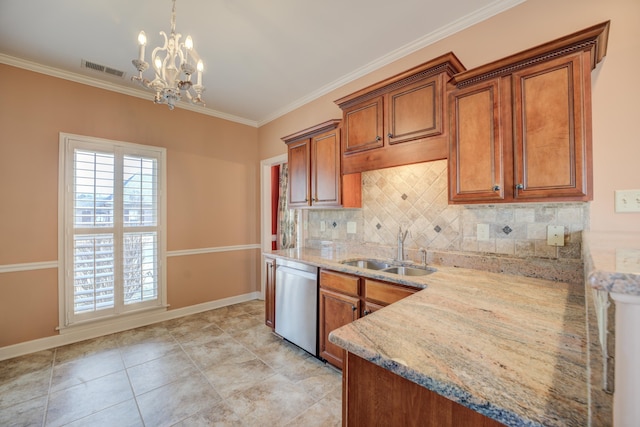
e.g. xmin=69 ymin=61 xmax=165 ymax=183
xmin=81 ymin=59 xmax=126 ymax=79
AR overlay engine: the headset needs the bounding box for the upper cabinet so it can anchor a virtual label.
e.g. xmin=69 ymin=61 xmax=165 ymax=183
xmin=336 ymin=53 xmax=466 ymax=174
xmin=283 ymin=120 xmax=362 ymax=209
xmin=448 ymin=21 xmax=610 ymax=204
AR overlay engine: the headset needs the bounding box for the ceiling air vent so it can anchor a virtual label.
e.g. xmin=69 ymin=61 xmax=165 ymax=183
xmin=81 ymin=59 xmax=126 ymax=79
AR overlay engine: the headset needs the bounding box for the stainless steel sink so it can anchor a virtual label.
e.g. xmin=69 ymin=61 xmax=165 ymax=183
xmin=381 ymin=266 xmax=435 ymax=276
xmin=340 ymin=259 xmax=392 ymax=270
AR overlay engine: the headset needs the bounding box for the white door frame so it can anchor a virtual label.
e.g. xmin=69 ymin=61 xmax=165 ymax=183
xmin=259 ymin=153 xmax=287 ymax=299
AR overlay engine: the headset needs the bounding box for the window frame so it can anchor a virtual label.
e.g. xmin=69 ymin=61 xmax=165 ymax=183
xmin=58 ymin=133 xmax=167 ymax=329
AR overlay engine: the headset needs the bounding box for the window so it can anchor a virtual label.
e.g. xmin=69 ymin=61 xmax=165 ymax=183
xmin=59 ymin=134 xmax=166 ymax=327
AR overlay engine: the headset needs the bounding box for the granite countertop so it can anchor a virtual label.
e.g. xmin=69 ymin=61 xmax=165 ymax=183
xmin=268 ymin=247 xmax=588 ymax=427
xmin=584 ymin=231 xmax=640 ymax=295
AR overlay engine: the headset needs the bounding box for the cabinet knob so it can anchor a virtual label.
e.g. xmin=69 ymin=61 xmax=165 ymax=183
xmin=376 ymin=136 xmax=382 ymax=141
xmin=492 ymin=185 xmax=500 ymax=191
xmin=352 ymin=305 xmax=357 ymax=312
xmin=387 ymin=133 xmax=393 ymax=138
xmin=516 ymin=183 xmax=524 ymax=190
xmin=312 ymin=197 xmax=316 ymax=202
xmin=363 ymin=309 xmax=371 ymax=316
xmin=304 ymin=198 xmax=309 ymax=202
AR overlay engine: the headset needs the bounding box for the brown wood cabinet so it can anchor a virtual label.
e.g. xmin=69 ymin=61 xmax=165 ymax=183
xmin=319 ymin=270 xmax=360 ymax=368
xmin=319 ymin=269 xmax=418 ymax=369
xmin=343 ymin=352 xmax=506 ymax=426
xmin=336 ymin=53 xmax=465 ymax=174
xmin=282 ymin=120 xmax=361 ymax=208
xmin=264 ymin=256 xmax=276 ymax=329
xmin=448 ymin=21 xmax=609 ymax=204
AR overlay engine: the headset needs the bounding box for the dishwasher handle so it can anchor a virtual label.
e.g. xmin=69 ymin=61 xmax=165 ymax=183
xmin=276 ymin=265 xmax=318 ymax=281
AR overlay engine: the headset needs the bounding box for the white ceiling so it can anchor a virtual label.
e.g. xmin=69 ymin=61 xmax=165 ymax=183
xmin=0 ymin=0 xmax=523 ymax=126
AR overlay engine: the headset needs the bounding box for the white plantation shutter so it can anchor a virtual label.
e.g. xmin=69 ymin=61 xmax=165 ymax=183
xmin=60 ymin=134 xmax=166 ymax=327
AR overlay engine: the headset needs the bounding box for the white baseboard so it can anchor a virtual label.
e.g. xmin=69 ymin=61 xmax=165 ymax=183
xmin=0 ymin=291 xmax=262 ymax=362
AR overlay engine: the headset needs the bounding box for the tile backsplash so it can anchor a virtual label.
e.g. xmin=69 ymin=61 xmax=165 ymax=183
xmin=304 ymin=160 xmax=588 ymax=261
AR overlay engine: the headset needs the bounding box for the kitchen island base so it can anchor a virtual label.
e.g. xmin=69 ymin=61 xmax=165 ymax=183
xmin=343 ymin=352 xmax=505 ymax=427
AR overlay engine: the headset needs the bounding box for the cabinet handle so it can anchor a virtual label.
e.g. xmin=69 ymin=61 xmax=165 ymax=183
xmin=516 ymin=183 xmax=524 ymax=190
xmin=492 ymin=185 xmax=500 ymax=191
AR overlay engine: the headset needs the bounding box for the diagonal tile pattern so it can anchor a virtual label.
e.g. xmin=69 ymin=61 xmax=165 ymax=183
xmin=0 ymin=300 xmax=341 ymax=426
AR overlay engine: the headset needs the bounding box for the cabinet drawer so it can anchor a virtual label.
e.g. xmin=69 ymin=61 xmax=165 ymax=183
xmin=320 ymin=270 xmax=359 ymax=296
xmin=364 ymin=279 xmax=416 ymax=306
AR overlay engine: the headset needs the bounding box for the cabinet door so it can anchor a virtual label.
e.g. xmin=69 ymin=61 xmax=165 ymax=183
xmin=387 ymin=75 xmax=442 ymax=145
xmin=319 ymin=288 xmax=360 ymax=369
xmin=343 ymin=96 xmax=384 ymax=154
xmin=264 ymin=257 xmax=276 ymax=329
xmin=362 ymin=301 xmax=385 ymax=317
xmin=449 ymin=78 xmax=507 ymax=203
xmin=287 ymin=138 xmax=310 ymax=207
xmin=311 ymin=128 xmax=341 ymax=207
xmin=512 ymin=52 xmax=591 ymax=200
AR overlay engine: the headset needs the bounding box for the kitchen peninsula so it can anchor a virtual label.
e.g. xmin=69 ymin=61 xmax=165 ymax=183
xmin=267 ymin=247 xmax=590 ymax=426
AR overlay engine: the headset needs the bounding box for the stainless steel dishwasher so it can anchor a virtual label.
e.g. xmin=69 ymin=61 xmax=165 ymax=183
xmin=275 ymin=258 xmax=318 ymax=356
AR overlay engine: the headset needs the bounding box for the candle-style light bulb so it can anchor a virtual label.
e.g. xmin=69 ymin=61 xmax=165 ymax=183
xmin=185 ymin=36 xmax=193 ymax=51
xmin=196 ymin=60 xmax=203 ymax=86
xmin=137 ymin=31 xmax=147 ymax=61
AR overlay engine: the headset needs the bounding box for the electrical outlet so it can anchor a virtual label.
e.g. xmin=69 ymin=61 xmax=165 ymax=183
xmin=477 ymin=224 xmax=490 ymax=241
xmin=347 ymin=222 xmax=357 ymax=234
xmin=615 ymin=249 xmax=640 ymax=273
xmin=615 ymin=190 xmax=640 ymax=213
xmin=547 ymin=225 xmax=565 ymax=246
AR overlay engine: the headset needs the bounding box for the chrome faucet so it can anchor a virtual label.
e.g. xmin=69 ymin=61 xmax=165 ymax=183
xmin=419 ymin=247 xmax=427 ymax=267
xmin=396 ymin=226 xmax=409 ymax=262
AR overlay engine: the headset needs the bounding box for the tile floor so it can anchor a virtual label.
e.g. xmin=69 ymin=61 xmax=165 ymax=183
xmin=0 ymin=300 xmax=342 ymax=427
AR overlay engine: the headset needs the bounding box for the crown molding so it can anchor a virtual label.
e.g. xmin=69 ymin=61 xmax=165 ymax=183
xmin=256 ymin=0 xmax=525 ymax=127
xmin=0 ymin=53 xmax=259 ymax=128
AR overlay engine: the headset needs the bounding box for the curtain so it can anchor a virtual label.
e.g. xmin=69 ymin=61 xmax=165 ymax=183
xmin=276 ymin=163 xmax=296 ymax=249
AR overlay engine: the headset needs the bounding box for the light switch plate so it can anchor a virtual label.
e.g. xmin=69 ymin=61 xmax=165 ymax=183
xmin=477 ymin=224 xmax=490 ymax=241
xmin=615 ymin=189 xmax=640 ymax=213
xmin=547 ymin=225 xmax=565 ymax=246
xmin=347 ymin=222 xmax=357 ymax=234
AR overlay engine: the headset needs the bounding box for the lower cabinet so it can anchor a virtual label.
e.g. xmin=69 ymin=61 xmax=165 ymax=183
xmin=319 ymin=269 xmax=418 ymax=369
xmin=319 ymin=270 xmax=360 ymax=368
xmin=319 ymin=288 xmax=359 ymax=368
xmin=343 ymin=352 xmax=506 ymax=426
xmin=264 ymin=256 xmax=276 ymax=329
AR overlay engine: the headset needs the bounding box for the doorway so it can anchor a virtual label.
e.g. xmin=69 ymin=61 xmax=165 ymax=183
xmin=260 ymin=153 xmax=287 ymax=298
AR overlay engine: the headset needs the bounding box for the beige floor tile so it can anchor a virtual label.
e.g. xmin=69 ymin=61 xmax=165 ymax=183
xmin=127 ymin=351 xmax=200 ymax=396
xmin=183 ymin=334 xmax=257 ymax=370
xmin=54 ymin=335 xmax=120 ymax=365
xmin=228 ymin=323 xmax=282 ymax=351
xmin=285 ymin=396 xmax=342 ymax=427
xmin=164 ymin=316 xmax=226 ymax=346
xmin=214 ymin=313 xmax=264 ymax=334
xmin=45 ymin=371 xmax=133 ymax=427
xmin=203 ymin=358 xmax=276 ymax=398
xmin=172 ymin=400 xmax=244 ymax=427
xmin=63 ymin=399 xmax=143 ymax=427
xmin=136 ymin=375 xmax=221 ymax=427
xmin=253 ymin=339 xmax=312 ymax=371
xmin=50 ymin=348 xmax=124 ymax=392
xmin=225 ymin=373 xmax=317 ymax=426
xmin=0 ymin=395 xmax=46 ymax=427
xmin=0 ymin=351 xmax=53 ymax=410
xmin=117 ymin=325 xmax=179 ymax=368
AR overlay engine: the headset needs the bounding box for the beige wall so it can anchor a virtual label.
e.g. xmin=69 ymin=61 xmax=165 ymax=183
xmin=258 ymin=0 xmax=640 ymax=233
xmin=0 ymin=64 xmax=261 ymax=347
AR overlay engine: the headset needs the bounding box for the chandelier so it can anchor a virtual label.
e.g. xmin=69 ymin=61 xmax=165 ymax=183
xmin=131 ymin=0 xmax=205 ymax=110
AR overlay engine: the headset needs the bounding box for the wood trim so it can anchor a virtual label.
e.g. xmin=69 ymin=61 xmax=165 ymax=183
xmin=335 ymin=52 xmax=466 ymax=109
xmin=281 ymin=119 xmax=341 ymax=144
xmin=451 ymin=21 xmax=610 ymax=88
